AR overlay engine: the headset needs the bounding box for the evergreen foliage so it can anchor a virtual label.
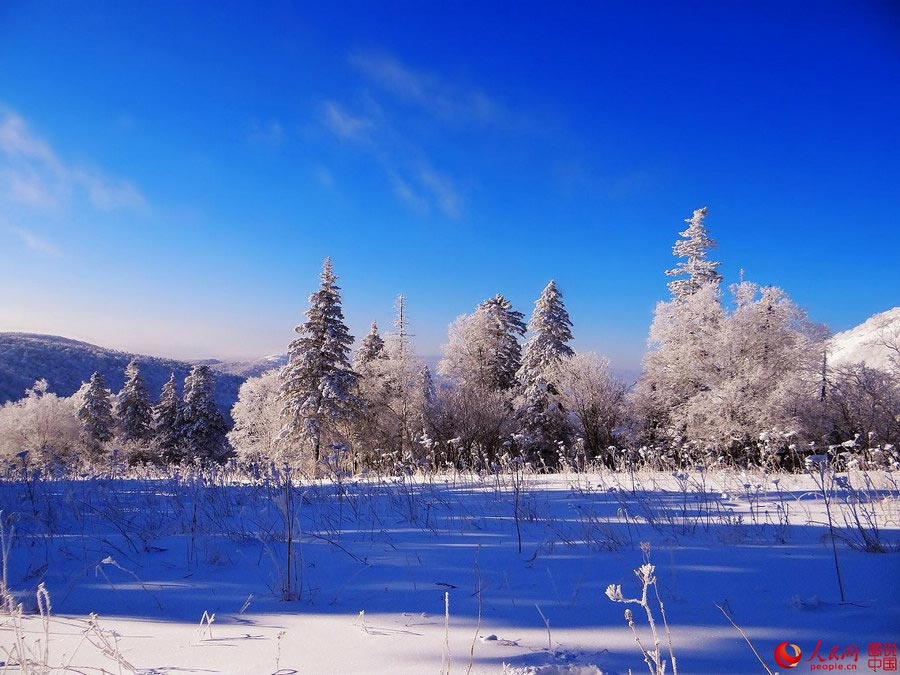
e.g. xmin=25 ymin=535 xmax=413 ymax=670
xmin=116 ymin=359 xmax=152 ymax=441
xmin=77 ymin=371 xmax=114 ymax=451
xmin=353 ymin=321 xmax=386 ymax=371
xmin=177 ymin=365 xmax=229 ymax=464
xmin=278 ymin=258 xmax=359 ymax=463
xmin=153 ymin=373 xmax=181 ymax=462
xmin=518 ymin=281 xmax=574 ymax=386
xmin=665 ymin=206 xmax=722 ymax=300
xmin=477 ymin=294 xmax=526 ymax=391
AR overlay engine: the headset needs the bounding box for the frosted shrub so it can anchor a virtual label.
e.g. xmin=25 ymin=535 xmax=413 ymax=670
xmin=605 ymin=543 xmax=677 ymax=675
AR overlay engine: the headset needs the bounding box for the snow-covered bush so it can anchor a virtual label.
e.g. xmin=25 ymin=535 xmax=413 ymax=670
xmin=0 ymin=380 xmax=81 ymax=469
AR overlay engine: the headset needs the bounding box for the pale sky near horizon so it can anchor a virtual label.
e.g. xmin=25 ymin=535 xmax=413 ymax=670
xmin=1 ymin=2 xmax=898 ymax=369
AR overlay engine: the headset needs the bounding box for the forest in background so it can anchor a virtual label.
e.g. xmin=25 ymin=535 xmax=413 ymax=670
xmin=1 ymin=207 xmax=898 ymax=475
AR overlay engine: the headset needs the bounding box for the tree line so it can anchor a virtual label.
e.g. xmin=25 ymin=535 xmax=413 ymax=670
xmin=0 ymin=364 xmax=228 ymax=470
xmin=1 ymin=206 xmax=897 ymax=473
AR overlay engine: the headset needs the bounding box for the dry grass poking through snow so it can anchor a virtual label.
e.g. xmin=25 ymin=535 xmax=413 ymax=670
xmin=0 ymin=466 xmax=898 ymax=673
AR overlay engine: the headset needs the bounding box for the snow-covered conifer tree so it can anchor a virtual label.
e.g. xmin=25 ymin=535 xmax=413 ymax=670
xmin=153 ymin=373 xmax=181 ymax=462
xmin=477 ymin=294 xmax=526 ymax=391
xmin=517 ymin=280 xmax=574 ymax=386
xmin=278 ymin=258 xmax=359 ymax=463
xmin=631 ymin=208 xmax=724 ymax=449
xmin=439 ymin=294 xmax=526 ymax=393
xmin=515 ymin=281 xmax=575 ymax=466
xmin=178 ymin=365 xmax=229 ymax=464
xmin=353 ymin=321 xmax=386 ymax=371
xmin=115 ymin=359 xmax=152 ymax=441
xmin=665 ymin=206 xmax=722 ymax=300
xmin=77 ymin=371 xmax=114 ymax=453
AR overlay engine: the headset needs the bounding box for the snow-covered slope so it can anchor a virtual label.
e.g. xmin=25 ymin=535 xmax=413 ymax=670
xmin=828 ymin=307 xmax=900 ymax=372
xmin=201 ymin=353 xmax=287 ymax=378
xmin=0 ymin=332 xmax=246 ymax=414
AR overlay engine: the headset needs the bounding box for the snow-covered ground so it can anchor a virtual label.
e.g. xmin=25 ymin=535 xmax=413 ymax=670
xmin=2 ymin=469 xmax=898 ymax=674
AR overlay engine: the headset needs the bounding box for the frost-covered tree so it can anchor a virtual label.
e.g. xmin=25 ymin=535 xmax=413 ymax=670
xmin=229 ymin=369 xmax=282 ymax=464
xmin=518 ymin=280 xmax=574 ymax=386
xmin=631 ymin=208 xmax=724 ymax=448
xmin=665 ymin=206 xmax=721 ymax=300
xmin=353 ymin=321 xmax=386 ymax=371
xmin=77 ymin=371 xmax=114 ymax=453
xmin=630 ymin=282 xmax=724 ymax=443
xmin=152 ymin=373 xmax=181 ymax=462
xmin=115 ymin=359 xmax=152 ymax=441
xmin=555 ymin=353 xmax=627 ymax=468
xmin=477 ymin=294 xmax=527 ymax=391
xmin=825 ymin=363 xmax=900 ymax=448
xmin=279 ymin=258 xmax=359 ymax=463
xmin=438 ymin=294 xmax=525 ymax=393
xmin=514 ymin=281 xmax=575 ymax=466
xmin=434 ymin=294 xmax=528 ymax=467
xmin=438 ymin=310 xmax=497 ymax=389
xmin=177 ymin=365 xmax=229 ymax=464
xmin=633 ymin=273 xmax=828 ymax=463
xmin=0 ymin=380 xmax=81 ymax=467
xmin=515 ymin=381 xmax=570 ymax=466
xmin=352 ymin=295 xmax=429 ymax=467
xmin=680 ymin=282 xmax=826 ymax=455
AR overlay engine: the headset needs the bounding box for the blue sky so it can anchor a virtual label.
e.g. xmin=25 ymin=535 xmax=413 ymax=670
xmin=1 ymin=1 xmax=898 ymax=369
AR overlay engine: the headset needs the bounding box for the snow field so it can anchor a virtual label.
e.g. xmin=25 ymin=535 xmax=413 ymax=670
xmin=1 ymin=468 xmax=898 ymax=673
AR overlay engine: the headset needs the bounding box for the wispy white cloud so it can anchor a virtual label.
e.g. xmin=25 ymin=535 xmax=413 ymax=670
xmin=9 ymin=226 xmax=62 ymax=257
xmin=3 ymin=169 xmax=58 ymax=208
xmin=388 ymin=173 xmax=430 ymax=215
xmin=416 ymin=164 xmax=461 ymax=219
xmin=315 ymin=53 xmax=499 ymax=219
xmin=349 ymin=52 xmax=506 ymax=127
xmin=320 ymin=101 xmax=375 ymax=141
xmin=0 ymin=108 xmax=146 ymax=212
xmin=0 ymin=113 xmax=60 ymax=167
xmin=317 ymin=97 xmax=464 ymax=218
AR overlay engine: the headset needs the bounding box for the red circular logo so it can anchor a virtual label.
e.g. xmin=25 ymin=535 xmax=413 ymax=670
xmin=774 ymin=642 xmax=803 ymax=669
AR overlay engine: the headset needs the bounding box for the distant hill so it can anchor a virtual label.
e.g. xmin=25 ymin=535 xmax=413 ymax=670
xmin=0 ymin=333 xmax=253 ymax=416
xmin=200 ymin=354 xmax=288 ymax=378
xmin=828 ymin=307 xmax=900 ymax=373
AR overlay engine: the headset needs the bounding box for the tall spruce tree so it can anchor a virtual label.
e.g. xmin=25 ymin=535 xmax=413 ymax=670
xmin=518 ymin=280 xmax=574 ymax=386
xmin=178 ymin=365 xmax=229 ymax=464
xmin=516 ymin=281 xmax=575 ymax=466
xmin=477 ymin=294 xmax=526 ymax=391
xmin=665 ymin=206 xmax=722 ymax=300
xmin=77 ymin=371 xmax=114 ymax=452
xmin=353 ymin=321 xmax=386 ymax=371
xmin=279 ymin=258 xmax=359 ymax=463
xmin=153 ymin=373 xmax=181 ymax=462
xmin=116 ymin=359 xmax=152 ymax=441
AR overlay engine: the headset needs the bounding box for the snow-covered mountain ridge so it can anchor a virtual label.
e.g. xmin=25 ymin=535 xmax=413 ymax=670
xmin=828 ymin=307 xmax=900 ymax=372
xmin=0 ymin=332 xmax=281 ymax=412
